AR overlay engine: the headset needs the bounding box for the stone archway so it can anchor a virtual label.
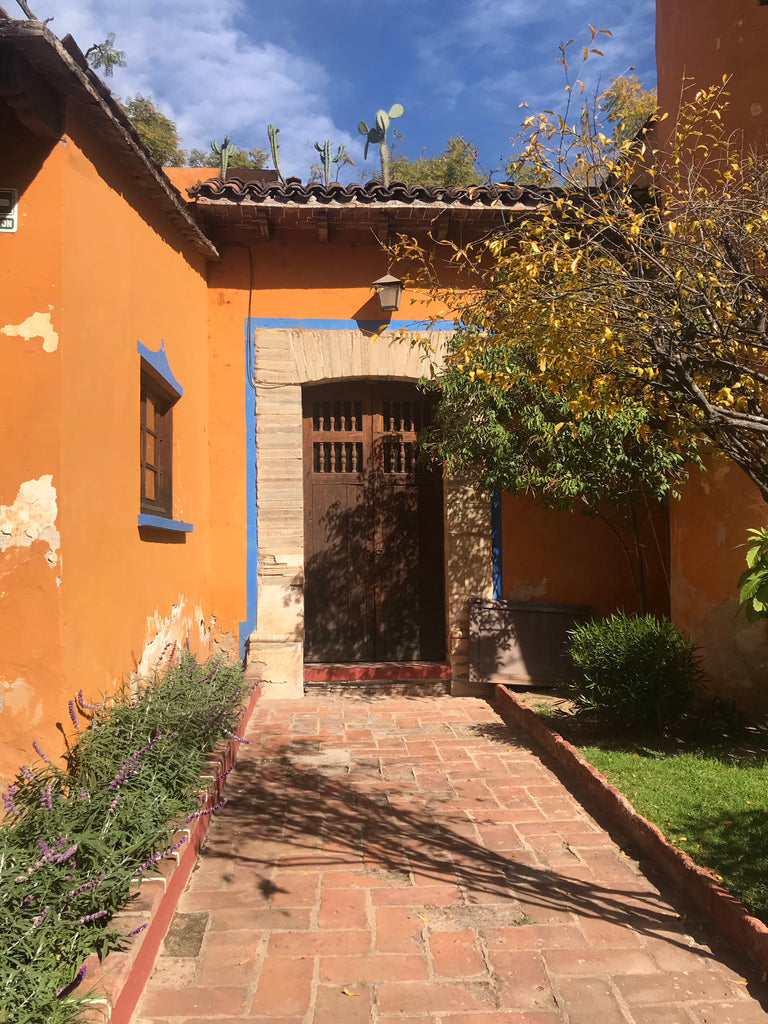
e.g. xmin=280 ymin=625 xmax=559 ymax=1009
xmin=245 ymin=323 xmax=493 ymax=697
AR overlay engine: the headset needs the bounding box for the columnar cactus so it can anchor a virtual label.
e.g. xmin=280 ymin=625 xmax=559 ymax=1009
xmin=267 ymin=124 xmax=285 ymax=183
xmin=314 ymin=140 xmax=333 ymax=187
xmin=211 ymin=137 xmax=236 ymax=178
xmin=358 ymin=103 xmax=404 ymax=186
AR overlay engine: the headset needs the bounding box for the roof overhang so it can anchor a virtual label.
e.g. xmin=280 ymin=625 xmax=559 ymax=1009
xmin=187 ymin=178 xmax=545 ymax=245
xmin=0 ymin=17 xmax=218 ymax=261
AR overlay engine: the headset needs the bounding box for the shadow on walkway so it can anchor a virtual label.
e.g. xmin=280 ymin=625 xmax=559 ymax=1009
xmin=197 ymin=717 xmax=767 ymax=1004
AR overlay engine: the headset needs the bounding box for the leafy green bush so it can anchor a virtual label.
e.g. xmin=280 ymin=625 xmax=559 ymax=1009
xmin=564 ymin=612 xmax=703 ymax=728
xmin=0 ymin=650 xmax=249 ymax=1023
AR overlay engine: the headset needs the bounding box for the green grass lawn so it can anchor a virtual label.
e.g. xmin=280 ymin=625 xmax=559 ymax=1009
xmin=544 ymin=711 xmax=768 ymax=924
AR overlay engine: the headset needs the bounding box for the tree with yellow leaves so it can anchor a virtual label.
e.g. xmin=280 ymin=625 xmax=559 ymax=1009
xmin=396 ymin=33 xmax=768 ymax=503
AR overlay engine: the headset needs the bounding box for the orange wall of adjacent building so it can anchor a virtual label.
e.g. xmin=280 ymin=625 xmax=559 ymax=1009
xmin=671 ymin=459 xmax=768 ymax=707
xmin=657 ymin=0 xmax=768 ymax=709
xmin=657 ymin=0 xmax=768 ymax=147
xmin=501 ymin=494 xmax=669 ymax=620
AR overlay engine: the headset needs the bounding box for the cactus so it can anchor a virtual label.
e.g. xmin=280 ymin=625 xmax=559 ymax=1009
xmin=211 ymin=137 xmax=236 ymax=178
xmin=268 ymin=124 xmax=285 ymax=183
xmin=333 ymin=144 xmax=355 ymax=178
xmin=314 ymin=140 xmax=333 ymax=187
xmin=358 ymin=103 xmax=403 ymax=185
xmin=313 ymin=141 xmax=356 ymax=186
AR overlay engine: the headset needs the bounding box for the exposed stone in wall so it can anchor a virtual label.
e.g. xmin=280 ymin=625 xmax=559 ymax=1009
xmin=0 ymin=475 xmax=60 ymax=567
xmin=1 ymin=309 xmax=59 ymax=352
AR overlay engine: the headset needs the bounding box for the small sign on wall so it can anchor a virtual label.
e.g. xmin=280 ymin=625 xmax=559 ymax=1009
xmin=0 ymin=189 xmax=18 ymax=233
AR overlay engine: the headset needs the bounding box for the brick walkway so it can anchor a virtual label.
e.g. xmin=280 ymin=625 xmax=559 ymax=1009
xmin=133 ymin=695 xmax=768 ymax=1023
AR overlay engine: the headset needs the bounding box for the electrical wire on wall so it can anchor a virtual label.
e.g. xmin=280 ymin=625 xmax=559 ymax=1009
xmin=221 ymin=241 xmax=295 ymax=390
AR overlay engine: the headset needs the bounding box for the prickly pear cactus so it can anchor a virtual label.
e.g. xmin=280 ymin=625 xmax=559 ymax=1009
xmin=358 ymin=103 xmax=403 ymax=185
xmin=268 ymin=124 xmax=285 ymax=183
xmin=211 ymin=136 xmax=236 ymax=178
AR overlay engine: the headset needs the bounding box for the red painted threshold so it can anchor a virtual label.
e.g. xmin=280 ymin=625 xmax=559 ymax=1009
xmin=304 ymin=662 xmax=452 ymax=682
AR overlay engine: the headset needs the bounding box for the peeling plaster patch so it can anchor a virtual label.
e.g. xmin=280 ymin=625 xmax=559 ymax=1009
xmin=213 ymin=631 xmax=236 ymax=658
xmin=752 ymin=103 xmax=764 ymax=118
xmin=1 ymin=677 xmax=44 ymax=723
xmin=0 ymin=476 xmax=60 ymax=566
xmin=136 ymin=598 xmax=189 ymax=680
xmin=135 ymin=598 xmax=216 ymax=681
xmin=1 ymin=311 xmax=59 ymax=352
xmin=195 ymin=604 xmax=210 ymax=646
xmin=716 ymin=523 xmax=727 ymax=547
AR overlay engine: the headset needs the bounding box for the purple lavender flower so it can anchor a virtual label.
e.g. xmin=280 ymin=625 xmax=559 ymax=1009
xmin=2 ymin=784 xmax=19 ymax=817
xmin=224 ymin=729 xmax=249 ymax=744
xmin=77 ymin=688 xmax=103 ymax=710
xmin=39 ymin=781 xmax=54 ymax=811
xmin=68 ymin=700 xmax=81 ymax=731
xmin=79 ymin=787 xmax=88 ymax=801
xmin=49 ymin=843 xmax=78 ymax=865
xmin=32 ymin=906 xmax=50 ymax=928
xmin=32 ymin=740 xmax=51 ymax=763
xmin=184 ymin=796 xmax=228 ymax=826
xmin=65 ymin=874 xmax=105 ymax=902
xmin=20 ymin=893 xmax=34 ymax=909
xmin=37 ymin=839 xmax=51 ymax=856
xmin=128 ymin=922 xmax=148 ymax=937
xmin=132 ymin=834 xmax=188 ymax=876
xmin=108 ymin=794 xmax=120 ymax=814
xmin=20 ymin=764 xmax=34 ymax=782
xmin=78 ymin=908 xmax=108 ymax=924
xmin=108 ymin=731 xmax=162 ymax=792
xmin=55 ymin=963 xmax=87 ymax=999
xmin=214 ymin=763 xmax=235 ymax=783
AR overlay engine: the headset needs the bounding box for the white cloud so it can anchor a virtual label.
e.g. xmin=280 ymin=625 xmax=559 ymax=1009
xmin=46 ymin=0 xmax=362 ymax=176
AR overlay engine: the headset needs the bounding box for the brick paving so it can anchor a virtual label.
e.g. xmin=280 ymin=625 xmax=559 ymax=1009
xmin=133 ymin=695 xmax=768 ymax=1023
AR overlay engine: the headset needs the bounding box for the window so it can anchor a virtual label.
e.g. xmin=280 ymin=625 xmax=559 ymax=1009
xmin=140 ymin=367 xmax=174 ymax=517
xmin=137 ymin=340 xmax=192 ymax=533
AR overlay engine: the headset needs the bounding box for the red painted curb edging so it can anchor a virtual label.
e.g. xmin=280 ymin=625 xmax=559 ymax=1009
xmin=494 ymin=684 xmax=768 ymax=975
xmin=84 ymin=683 xmax=262 ymax=1023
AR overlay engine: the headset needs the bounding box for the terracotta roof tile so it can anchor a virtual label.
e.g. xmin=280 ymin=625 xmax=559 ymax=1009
xmin=189 ymin=176 xmax=539 ymax=211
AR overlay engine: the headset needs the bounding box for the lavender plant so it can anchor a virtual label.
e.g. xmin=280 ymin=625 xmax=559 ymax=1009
xmin=0 ymin=652 xmax=249 ymax=1023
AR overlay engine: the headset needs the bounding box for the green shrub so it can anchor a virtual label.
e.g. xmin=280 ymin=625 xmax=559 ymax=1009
xmin=0 ymin=650 xmax=249 ymax=1023
xmin=564 ymin=612 xmax=703 ymax=728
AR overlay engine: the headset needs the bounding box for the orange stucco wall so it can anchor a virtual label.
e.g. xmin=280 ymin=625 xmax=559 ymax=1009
xmin=657 ymin=0 xmax=768 ymax=147
xmin=204 ymin=239 xmax=453 ymax=649
xmin=0 ymin=103 xmax=244 ymax=784
xmin=671 ymin=459 xmax=768 ymax=706
xmin=501 ymin=494 xmax=669 ymax=620
xmin=657 ymin=1 xmax=768 ymax=708
xmin=0 ymin=103 xmax=66 ymax=779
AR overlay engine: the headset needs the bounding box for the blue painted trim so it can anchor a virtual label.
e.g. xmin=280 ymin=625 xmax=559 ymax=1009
xmin=138 ymin=514 xmax=193 ymax=532
xmin=249 ymin=317 xmax=455 ymax=332
xmin=238 ymin=320 xmax=258 ymax=660
xmin=491 ymin=492 xmax=503 ymax=600
xmin=137 ymin=340 xmax=183 ymax=398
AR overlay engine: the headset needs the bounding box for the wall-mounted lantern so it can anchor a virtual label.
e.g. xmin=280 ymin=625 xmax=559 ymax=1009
xmin=372 ymin=273 xmax=404 ymax=313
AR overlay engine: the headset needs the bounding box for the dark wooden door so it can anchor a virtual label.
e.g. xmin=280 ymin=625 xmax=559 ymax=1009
xmin=303 ymin=382 xmax=445 ymax=663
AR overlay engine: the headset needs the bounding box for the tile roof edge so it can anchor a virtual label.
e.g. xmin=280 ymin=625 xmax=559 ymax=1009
xmin=0 ymin=18 xmax=218 ymax=261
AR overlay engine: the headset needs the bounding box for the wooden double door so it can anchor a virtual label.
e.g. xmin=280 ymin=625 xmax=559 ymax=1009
xmin=303 ymin=382 xmax=446 ymax=663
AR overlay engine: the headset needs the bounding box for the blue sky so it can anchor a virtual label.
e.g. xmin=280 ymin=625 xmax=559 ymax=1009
xmin=40 ymin=0 xmax=656 ymax=179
